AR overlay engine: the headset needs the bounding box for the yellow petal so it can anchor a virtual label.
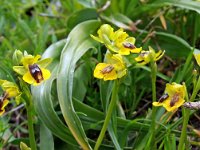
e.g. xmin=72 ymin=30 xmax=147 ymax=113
xmin=6 ymin=87 xmax=20 ymax=98
xmin=98 ymin=24 xmax=114 ymax=42
xmin=130 ymin=47 xmax=142 ymax=53
xmin=90 ymin=34 xmax=104 ymax=43
xmin=41 ymin=68 xmax=51 ymax=80
xmin=93 ymin=63 xmax=118 ymax=80
xmin=13 ymin=66 xmax=27 ymax=76
xmin=165 ymin=83 xmax=185 ymax=98
xmin=119 ymin=48 xmax=130 ymax=55
xmin=162 ymin=96 xmax=185 ymax=112
xmin=106 ymin=45 xmax=119 ymax=53
xmin=2 ymin=99 xmax=9 ymax=109
xmin=93 ymin=63 xmax=108 ymax=79
xmin=33 ymin=55 xmax=41 ymax=63
xmin=124 ymin=37 xmax=136 ymax=44
xmin=23 ymin=71 xmax=35 ymax=85
xmin=112 ymin=28 xmax=128 ymax=43
xmin=155 ymin=50 xmax=165 ymax=61
xmin=117 ymin=69 xmax=127 ymax=78
xmin=37 ymin=58 xmax=52 ymax=68
xmin=152 ymin=102 xmax=164 ymax=107
xmin=0 ymin=99 xmax=9 ymax=116
xmin=135 ymin=55 xmax=144 ymax=62
xmin=103 ymin=70 xmax=117 ymax=81
xmin=194 ymin=53 xmax=200 ymax=66
xmin=21 ymin=55 xmax=41 ymax=68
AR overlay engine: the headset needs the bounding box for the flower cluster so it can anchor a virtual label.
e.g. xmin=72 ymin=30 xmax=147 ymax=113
xmin=135 ymin=46 xmax=165 ymax=65
xmin=91 ymin=24 xmax=194 ymax=112
xmin=0 ymin=80 xmax=21 ymax=116
xmin=93 ymin=53 xmax=127 ymax=81
xmin=91 ymin=24 xmax=142 ymax=55
xmin=13 ymin=51 xmax=51 ymax=86
xmin=91 ymin=24 xmax=165 ymax=81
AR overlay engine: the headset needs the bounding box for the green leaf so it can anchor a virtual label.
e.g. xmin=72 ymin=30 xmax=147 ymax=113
xmin=32 ymin=20 xmax=101 ymax=150
xmin=57 ymin=20 xmax=100 ymax=150
xmin=32 ymin=40 xmax=79 ymax=147
xmin=40 ymin=121 xmax=54 ymax=150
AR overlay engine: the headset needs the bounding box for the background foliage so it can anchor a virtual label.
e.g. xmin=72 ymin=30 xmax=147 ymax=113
xmin=0 ymin=0 xmax=200 ymax=149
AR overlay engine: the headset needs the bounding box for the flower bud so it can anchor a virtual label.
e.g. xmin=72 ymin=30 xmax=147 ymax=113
xmin=13 ymin=50 xmax=23 ymax=65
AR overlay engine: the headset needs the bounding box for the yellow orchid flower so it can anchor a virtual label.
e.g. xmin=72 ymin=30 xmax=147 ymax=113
xmin=0 ymin=80 xmax=21 ymax=98
xmin=0 ymin=80 xmax=21 ymax=116
xmin=93 ymin=53 xmax=127 ymax=81
xmin=153 ymin=82 xmax=185 ymax=112
xmin=194 ymin=52 xmax=200 ymax=66
xmin=135 ymin=46 xmax=165 ymax=65
xmin=108 ymin=29 xmax=142 ymax=55
xmin=91 ymin=24 xmax=141 ymax=55
xmin=13 ymin=53 xmax=52 ymax=86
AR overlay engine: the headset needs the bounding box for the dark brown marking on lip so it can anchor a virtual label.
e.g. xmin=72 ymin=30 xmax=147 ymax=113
xmin=29 ymin=64 xmax=44 ymax=83
xmin=101 ymin=65 xmax=114 ymax=74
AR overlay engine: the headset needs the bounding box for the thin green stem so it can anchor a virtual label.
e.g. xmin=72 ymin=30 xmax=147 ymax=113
xmin=178 ymin=108 xmax=190 ymax=150
xmin=94 ymin=80 xmax=119 ymax=150
xmin=148 ymin=61 xmax=157 ymax=149
xmin=178 ymin=77 xmax=200 ymax=150
xmin=26 ymin=101 xmax=37 ymax=150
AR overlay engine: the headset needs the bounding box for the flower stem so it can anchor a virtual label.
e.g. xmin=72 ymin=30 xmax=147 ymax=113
xmin=26 ymin=101 xmax=37 ymax=150
xmin=148 ymin=61 xmax=157 ymax=148
xmin=94 ymin=80 xmax=119 ymax=150
xmin=178 ymin=77 xmax=200 ymax=150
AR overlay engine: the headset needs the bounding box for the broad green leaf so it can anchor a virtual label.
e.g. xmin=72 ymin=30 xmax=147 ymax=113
xmin=57 ymin=20 xmax=101 ymax=150
xmin=40 ymin=121 xmax=54 ymax=150
xmin=32 ymin=20 xmax=101 ymax=150
xmin=32 ymin=40 xmax=79 ymax=147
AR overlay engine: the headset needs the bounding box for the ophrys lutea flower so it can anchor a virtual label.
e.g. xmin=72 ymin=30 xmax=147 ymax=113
xmin=0 ymin=80 xmax=21 ymax=116
xmin=91 ymin=24 xmax=142 ymax=55
xmin=13 ymin=53 xmax=52 ymax=86
xmin=153 ymin=82 xmax=186 ymax=112
xmin=135 ymin=46 xmax=165 ymax=65
xmin=94 ymin=53 xmax=127 ymax=81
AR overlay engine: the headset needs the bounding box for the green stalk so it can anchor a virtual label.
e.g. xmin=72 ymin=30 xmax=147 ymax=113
xmin=147 ymin=61 xmax=157 ymax=149
xmin=26 ymin=100 xmax=37 ymax=150
xmin=94 ymin=80 xmax=119 ymax=150
xmin=178 ymin=77 xmax=200 ymax=150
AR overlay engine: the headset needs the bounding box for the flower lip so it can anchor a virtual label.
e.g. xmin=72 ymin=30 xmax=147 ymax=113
xmin=101 ymin=65 xmax=114 ymax=74
xmin=28 ymin=64 xmax=44 ymax=83
xmin=123 ymin=42 xmax=136 ymax=49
